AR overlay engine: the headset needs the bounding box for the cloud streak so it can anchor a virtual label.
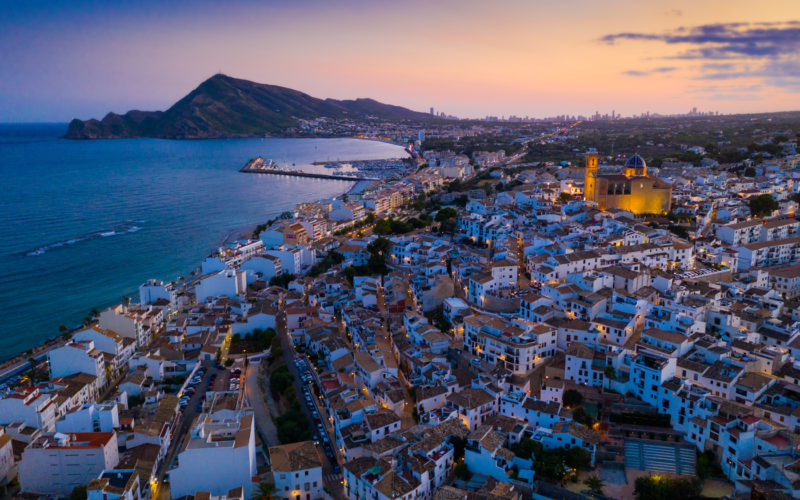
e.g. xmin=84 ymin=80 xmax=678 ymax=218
xmin=601 ymin=22 xmax=800 ymax=91
xmin=622 ymin=67 xmax=677 ymax=76
xmin=600 ymin=22 xmax=800 ymax=59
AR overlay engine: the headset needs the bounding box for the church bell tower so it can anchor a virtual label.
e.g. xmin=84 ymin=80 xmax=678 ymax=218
xmin=584 ymin=152 xmax=598 ymax=203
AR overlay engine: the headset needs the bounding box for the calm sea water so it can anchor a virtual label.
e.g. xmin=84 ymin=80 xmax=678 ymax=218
xmin=0 ymin=124 xmax=408 ymax=360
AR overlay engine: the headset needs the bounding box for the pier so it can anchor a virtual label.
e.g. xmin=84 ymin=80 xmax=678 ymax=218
xmin=240 ymin=162 xmax=379 ymax=182
xmin=310 ymin=159 xmax=386 ymax=166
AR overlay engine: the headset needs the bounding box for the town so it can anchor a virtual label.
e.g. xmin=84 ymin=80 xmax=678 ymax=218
xmin=3 ymin=113 xmax=800 ymax=500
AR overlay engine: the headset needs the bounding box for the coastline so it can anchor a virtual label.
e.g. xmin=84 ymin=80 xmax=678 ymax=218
xmin=0 ymin=133 xmax=405 ymax=369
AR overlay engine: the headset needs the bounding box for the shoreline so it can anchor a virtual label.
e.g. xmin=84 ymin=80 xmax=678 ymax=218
xmin=0 ymin=137 xmax=403 ymax=369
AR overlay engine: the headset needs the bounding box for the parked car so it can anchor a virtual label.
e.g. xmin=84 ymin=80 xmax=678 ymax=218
xmin=313 ymin=435 xmax=320 ymax=445
xmin=332 ymin=463 xmax=340 ymax=474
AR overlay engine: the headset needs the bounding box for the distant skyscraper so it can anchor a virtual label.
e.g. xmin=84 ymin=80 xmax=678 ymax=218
xmin=430 ymin=107 xmax=434 ymax=115
xmin=418 ymin=130 xmax=425 ymax=142
xmin=612 ymin=110 xmax=615 ymax=120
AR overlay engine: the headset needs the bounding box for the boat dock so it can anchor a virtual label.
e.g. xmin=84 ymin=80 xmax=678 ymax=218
xmin=311 ymin=159 xmax=389 ymax=166
xmin=240 ymin=160 xmax=379 ymax=181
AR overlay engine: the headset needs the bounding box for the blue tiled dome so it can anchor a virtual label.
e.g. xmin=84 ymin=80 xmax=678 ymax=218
xmin=625 ymin=154 xmax=646 ymax=169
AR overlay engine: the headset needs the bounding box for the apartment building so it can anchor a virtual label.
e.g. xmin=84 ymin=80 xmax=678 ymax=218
xmin=168 ymin=412 xmax=256 ymax=499
xmin=0 ymin=428 xmax=16 ymax=496
xmin=139 ymin=279 xmax=178 ymax=316
xmin=499 ymin=392 xmax=571 ymax=430
xmin=55 ymin=402 xmax=120 ymax=433
xmin=630 ymin=351 xmax=677 ymax=405
xmin=194 ymin=268 xmax=247 ymax=303
xmin=18 ymin=432 xmax=119 ymax=496
xmin=445 ymin=387 xmax=497 ymax=431
xmin=87 ymin=469 xmax=141 ymax=500
xmin=99 ymin=301 xmax=161 ymax=348
xmin=48 ymin=340 xmax=107 ymax=390
xmin=736 ymin=236 xmax=800 ymax=270
xmin=271 ymin=441 xmax=323 ymax=500
xmin=463 ymin=314 xmax=556 ymax=374
xmin=467 ymin=260 xmax=518 ymax=306
xmin=241 ymin=254 xmax=282 ymax=281
xmin=71 ymin=326 xmax=135 ymax=379
xmin=0 ymin=386 xmax=56 ymax=431
xmin=717 ymin=220 xmax=762 ymax=245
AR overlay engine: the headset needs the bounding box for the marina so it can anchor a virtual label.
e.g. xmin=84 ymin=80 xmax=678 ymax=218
xmin=240 ymin=157 xmax=380 ymax=181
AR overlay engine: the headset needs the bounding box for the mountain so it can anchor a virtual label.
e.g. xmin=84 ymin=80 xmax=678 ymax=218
xmin=64 ymin=74 xmax=433 ymax=139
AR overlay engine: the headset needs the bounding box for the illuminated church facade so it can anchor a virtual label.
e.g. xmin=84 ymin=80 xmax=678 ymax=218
xmin=584 ymin=153 xmax=672 ymax=214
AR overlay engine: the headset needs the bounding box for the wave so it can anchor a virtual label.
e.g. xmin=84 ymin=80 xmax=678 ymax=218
xmin=25 ymin=221 xmax=145 ymax=256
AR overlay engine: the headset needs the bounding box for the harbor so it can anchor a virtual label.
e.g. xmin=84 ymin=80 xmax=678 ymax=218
xmin=239 ymin=155 xmax=416 ymax=182
xmin=240 ymin=157 xmax=380 ymax=181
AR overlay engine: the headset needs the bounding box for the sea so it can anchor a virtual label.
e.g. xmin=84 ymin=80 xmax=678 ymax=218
xmin=0 ymin=124 xmax=409 ymax=361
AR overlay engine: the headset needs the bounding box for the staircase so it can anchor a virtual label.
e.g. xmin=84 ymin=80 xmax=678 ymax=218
xmin=624 ymin=440 xmax=696 ymax=475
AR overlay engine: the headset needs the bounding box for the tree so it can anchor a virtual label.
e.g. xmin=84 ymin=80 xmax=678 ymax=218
xmin=749 ymin=194 xmax=779 ymax=218
xmin=633 ymin=475 xmax=702 ymax=500
xmin=583 ymin=474 xmax=605 ymax=495
xmin=433 ymin=313 xmax=452 ymax=333
xmin=558 ymin=192 xmax=572 ymax=204
xmin=743 ymin=166 xmax=756 ymax=177
xmin=70 ymin=485 xmax=88 ymax=500
xmin=59 ymin=324 xmax=68 ymax=334
xmin=270 ymin=365 xmax=295 ymax=394
xmin=365 ymin=212 xmax=376 ymax=224
xmin=434 ymin=207 xmax=458 ymax=222
xmin=562 ymin=389 xmax=583 ymax=408
xmin=224 ymin=358 xmax=234 ymax=367
xmin=233 ymin=333 xmax=242 ymax=342
xmin=269 ymin=271 xmax=295 ymax=288
xmin=274 ymin=402 xmax=313 ymax=444
xmin=572 ymin=407 xmax=594 ymax=428
xmin=511 ymin=437 xmax=543 ymax=460
xmin=90 ymin=307 xmax=100 ymax=318
xmin=667 ymin=224 xmax=690 ymax=239
xmin=454 ymin=463 xmax=468 ymax=479
xmin=563 ymin=446 xmax=592 ymax=470
xmin=250 ymin=482 xmax=277 ymax=500
xmin=604 ymin=365 xmax=617 ymax=381
xmin=412 ymin=406 xmax=420 ymax=423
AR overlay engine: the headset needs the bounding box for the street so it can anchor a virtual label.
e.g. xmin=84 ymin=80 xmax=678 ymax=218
xmin=153 ymin=361 xmax=230 ymax=500
xmin=276 ymin=312 xmax=345 ymax=489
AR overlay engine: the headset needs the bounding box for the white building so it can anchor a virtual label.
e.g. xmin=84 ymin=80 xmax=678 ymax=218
xmin=240 ymin=254 xmax=282 ymax=282
xmin=463 ymin=314 xmax=557 ymax=375
xmin=139 ymin=279 xmax=177 ymax=315
xmin=265 ymin=247 xmax=304 ymax=275
xmin=168 ymin=409 xmax=256 ymax=499
xmin=55 ymin=402 xmax=120 ymax=433
xmin=194 ymin=268 xmax=247 ymax=303
xmin=48 ymin=341 xmax=107 ymax=390
xmin=98 ymin=301 xmax=156 ymax=348
xmin=0 ymin=428 xmax=16 ymax=496
xmin=270 ymin=441 xmax=323 ymax=500
xmin=0 ymin=387 xmax=56 ymax=431
xmin=18 ymin=432 xmax=119 ymax=496
xmin=71 ymin=326 xmax=135 ymax=378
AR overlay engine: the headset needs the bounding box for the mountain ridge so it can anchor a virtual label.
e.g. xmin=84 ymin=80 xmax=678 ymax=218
xmin=64 ymin=74 xmax=433 ymax=139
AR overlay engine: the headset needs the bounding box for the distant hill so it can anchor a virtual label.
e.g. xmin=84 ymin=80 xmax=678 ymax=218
xmin=64 ymin=74 xmax=433 ymax=139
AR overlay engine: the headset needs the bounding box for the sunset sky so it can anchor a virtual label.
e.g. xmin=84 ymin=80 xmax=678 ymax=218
xmin=2 ymin=0 xmax=799 ymax=122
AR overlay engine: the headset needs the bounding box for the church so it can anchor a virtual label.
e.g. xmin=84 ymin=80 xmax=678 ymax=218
xmin=584 ymin=152 xmax=672 ymax=214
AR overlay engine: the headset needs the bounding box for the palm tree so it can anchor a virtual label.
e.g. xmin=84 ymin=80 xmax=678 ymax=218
xmin=59 ymin=324 xmax=68 ymax=335
xmin=250 ymin=482 xmax=277 ymax=500
xmin=583 ymin=474 xmax=605 ymax=495
xmin=90 ymin=307 xmax=100 ymax=318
